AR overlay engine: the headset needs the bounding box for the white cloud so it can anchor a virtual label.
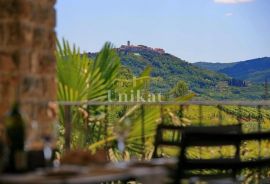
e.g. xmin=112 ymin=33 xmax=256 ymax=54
xmin=225 ymin=12 xmax=233 ymax=16
xmin=214 ymin=0 xmax=254 ymax=4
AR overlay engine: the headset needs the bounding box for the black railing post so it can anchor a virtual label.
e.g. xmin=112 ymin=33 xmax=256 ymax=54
xmin=257 ymin=105 xmax=263 ymax=157
xmin=199 ymin=105 xmax=203 ymax=161
xmin=104 ymin=105 xmax=109 ymax=160
xmin=257 ymin=105 xmax=263 ymax=182
xmin=141 ymin=105 xmax=145 ymax=160
xmin=64 ymin=105 xmax=72 ymax=151
xmin=177 ymin=105 xmax=184 ymax=141
xmin=218 ymin=105 xmax=223 ymax=158
xmin=178 ymin=104 xmax=184 ymax=125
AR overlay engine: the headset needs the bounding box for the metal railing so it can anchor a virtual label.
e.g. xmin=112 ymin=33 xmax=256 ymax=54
xmin=52 ymin=100 xmax=270 ymax=152
xmin=22 ymin=100 xmax=270 ymax=106
xmin=22 ymin=100 xmax=270 ymax=156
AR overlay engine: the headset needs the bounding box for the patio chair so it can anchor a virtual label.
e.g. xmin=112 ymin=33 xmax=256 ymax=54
xmin=174 ymin=125 xmax=270 ymax=184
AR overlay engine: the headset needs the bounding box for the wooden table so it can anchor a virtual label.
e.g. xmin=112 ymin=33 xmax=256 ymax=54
xmin=0 ymin=159 xmax=176 ymax=184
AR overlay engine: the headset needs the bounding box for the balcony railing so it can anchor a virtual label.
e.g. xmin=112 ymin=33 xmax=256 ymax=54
xmin=23 ymin=100 xmax=270 ymax=159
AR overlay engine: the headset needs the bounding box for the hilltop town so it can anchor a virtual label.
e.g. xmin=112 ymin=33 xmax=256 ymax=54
xmin=117 ymin=41 xmax=165 ymax=54
xmin=87 ymin=41 xmax=166 ymax=56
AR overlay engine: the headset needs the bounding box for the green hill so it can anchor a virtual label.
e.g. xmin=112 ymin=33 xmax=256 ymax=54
xmin=194 ymin=57 xmax=270 ymax=83
xmin=219 ymin=57 xmax=270 ymax=83
xmin=119 ymin=50 xmax=228 ymax=93
xmin=87 ymin=46 xmax=265 ymax=100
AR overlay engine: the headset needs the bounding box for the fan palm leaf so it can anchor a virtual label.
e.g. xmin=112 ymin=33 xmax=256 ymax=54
xmin=56 ymin=39 xmax=120 ymax=148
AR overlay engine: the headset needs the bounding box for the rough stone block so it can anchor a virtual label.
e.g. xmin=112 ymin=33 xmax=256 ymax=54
xmin=0 ymin=22 xmax=4 ymax=44
xmin=19 ymin=23 xmax=33 ymax=48
xmin=5 ymin=21 xmax=20 ymax=46
xmin=48 ymin=30 xmax=56 ymax=50
xmin=17 ymin=0 xmax=33 ymax=19
xmin=0 ymin=76 xmax=18 ymax=118
xmin=0 ymin=84 xmax=2 ymax=103
xmin=33 ymin=27 xmax=46 ymax=48
xmin=0 ymin=0 xmax=17 ymax=19
xmin=38 ymin=53 xmax=56 ymax=74
xmin=41 ymin=76 xmax=57 ymax=100
xmin=0 ymin=51 xmax=17 ymax=72
xmin=14 ymin=50 xmax=31 ymax=72
xmin=20 ymin=75 xmax=43 ymax=99
xmin=32 ymin=4 xmax=51 ymax=25
xmin=4 ymin=21 xmax=33 ymax=48
xmin=48 ymin=8 xmax=56 ymax=27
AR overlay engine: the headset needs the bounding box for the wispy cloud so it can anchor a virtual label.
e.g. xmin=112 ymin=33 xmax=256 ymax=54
xmin=214 ymin=0 xmax=254 ymax=4
xmin=225 ymin=12 xmax=233 ymax=16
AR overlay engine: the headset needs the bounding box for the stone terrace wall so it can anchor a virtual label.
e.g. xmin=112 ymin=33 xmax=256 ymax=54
xmin=0 ymin=0 xmax=57 ymax=145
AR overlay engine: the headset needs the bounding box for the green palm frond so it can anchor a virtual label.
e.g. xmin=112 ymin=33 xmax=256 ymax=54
xmin=93 ymin=42 xmax=120 ymax=90
xmin=57 ymin=39 xmax=120 ymax=102
xmin=56 ymin=39 xmax=121 ymax=148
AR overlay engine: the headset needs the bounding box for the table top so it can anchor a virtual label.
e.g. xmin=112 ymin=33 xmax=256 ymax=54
xmin=0 ymin=158 xmax=176 ymax=184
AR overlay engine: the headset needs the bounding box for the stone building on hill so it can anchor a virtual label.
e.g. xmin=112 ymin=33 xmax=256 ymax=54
xmin=118 ymin=41 xmax=165 ymax=54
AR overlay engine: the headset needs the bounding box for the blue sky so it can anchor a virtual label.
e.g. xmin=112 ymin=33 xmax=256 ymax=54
xmin=56 ymin=0 xmax=270 ymax=63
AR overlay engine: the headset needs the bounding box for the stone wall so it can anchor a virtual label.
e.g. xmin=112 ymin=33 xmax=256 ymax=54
xmin=0 ymin=0 xmax=57 ymax=147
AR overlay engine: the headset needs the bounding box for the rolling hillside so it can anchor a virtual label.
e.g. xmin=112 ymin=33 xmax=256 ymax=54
xmin=194 ymin=57 xmax=270 ymax=83
xmin=87 ymin=45 xmax=265 ymax=100
xmin=219 ymin=57 xmax=270 ymax=83
xmin=118 ymin=49 xmax=228 ymax=94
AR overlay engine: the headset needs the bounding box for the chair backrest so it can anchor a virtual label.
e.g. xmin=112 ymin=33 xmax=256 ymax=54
xmin=180 ymin=125 xmax=242 ymax=147
xmin=175 ymin=124 xmax=242 ymax=183
xmin=174 ymin=124 xmax=270 ymax=183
